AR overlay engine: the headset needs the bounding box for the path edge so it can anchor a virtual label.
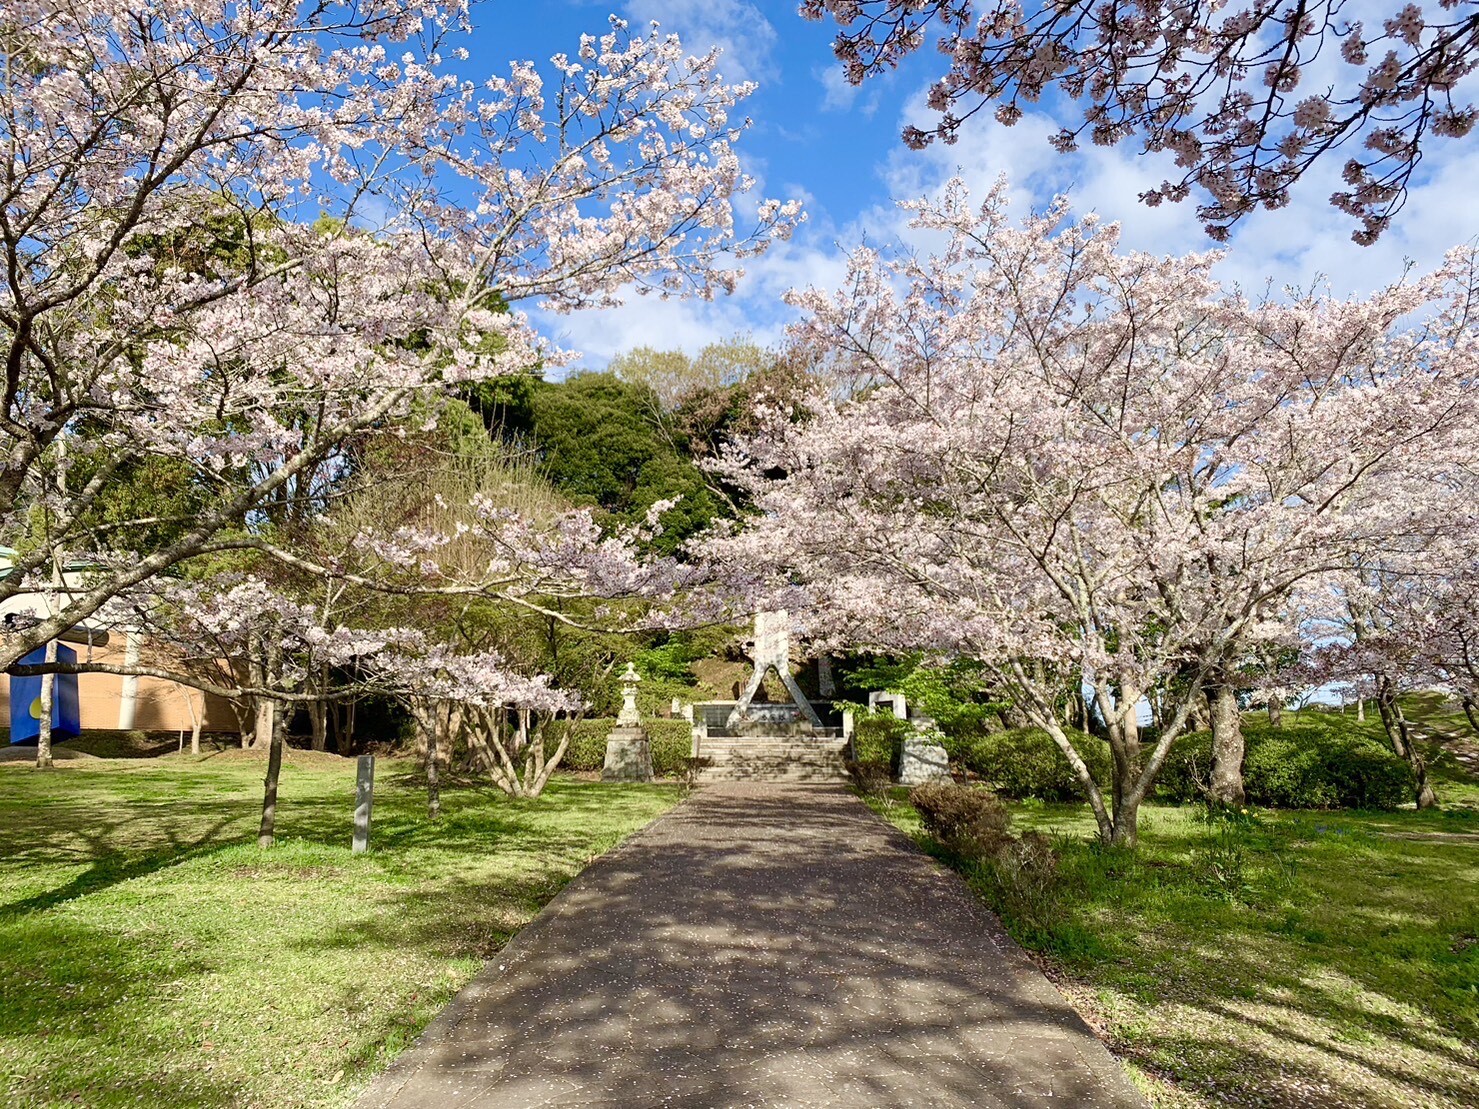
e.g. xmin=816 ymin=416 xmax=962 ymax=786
xmin=352 ymin=787 xmax=700 ymax=1108
xmin=848 ymin=788 xmax=1149 ymax=1106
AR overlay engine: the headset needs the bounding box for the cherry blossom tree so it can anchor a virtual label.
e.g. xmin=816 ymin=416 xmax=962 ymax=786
xmin=0 ymin=3 xmax=801 ymax=684
xmin=802 ymin=0 xmax=1479 ymax=242
xmin=1312 ymin=507 xmax=1479 ymax=804
xmin=704 ymin=179 xmax=1478 ymax=844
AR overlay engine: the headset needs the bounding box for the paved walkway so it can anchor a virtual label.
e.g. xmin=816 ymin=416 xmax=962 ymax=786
xmin=358 ymin=784 xmax=1146 ymax=1108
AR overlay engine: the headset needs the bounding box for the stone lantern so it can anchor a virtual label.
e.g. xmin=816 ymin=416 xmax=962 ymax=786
xmin=603 ymin=662 xmax=653 ymax=782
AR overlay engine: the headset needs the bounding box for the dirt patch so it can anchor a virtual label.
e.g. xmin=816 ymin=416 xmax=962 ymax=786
xmin=0 ymin=745 xmax=98 ymax=762
xmin=229 ymin=864 xmax=347 ymax=881
xmin=172 ymin=746 xmax=358 ymax=769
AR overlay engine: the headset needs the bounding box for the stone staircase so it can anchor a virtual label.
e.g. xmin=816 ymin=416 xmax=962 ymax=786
xmin=692 ymin=736 xmax=849 ymax=784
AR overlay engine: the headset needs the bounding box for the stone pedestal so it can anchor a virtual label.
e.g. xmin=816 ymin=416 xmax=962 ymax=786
xmin=896 ymin=738 xmax=950 ymax=786
xmin=603 ymin=725 xmax=653 ymax=782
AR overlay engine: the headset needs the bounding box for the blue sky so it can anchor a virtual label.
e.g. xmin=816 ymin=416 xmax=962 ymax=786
xmin=475 ymin=1 xmax=1479 ymax=371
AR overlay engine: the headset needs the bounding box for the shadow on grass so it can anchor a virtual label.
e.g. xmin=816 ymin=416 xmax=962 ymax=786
xmin=0 ymin=814 xmax=240 ymax=916
xmin=915 ymin=801 xmax=1479 ymax=1107
xmin=0 ymin=763 xmax=679 ymax=1108
xmin=0 ymin=916 xmax=242 ymax=1107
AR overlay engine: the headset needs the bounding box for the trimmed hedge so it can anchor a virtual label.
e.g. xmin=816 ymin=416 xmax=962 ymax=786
xmin=852 ymin=715 xmax=912 ymax=764
xmin=544 ymin=718 xmax=693 ymax=777
xmin=961 ymin=727 xmax=1111 ymax=801
xmin=1156 ymin=717 xmax=1413 ymax=810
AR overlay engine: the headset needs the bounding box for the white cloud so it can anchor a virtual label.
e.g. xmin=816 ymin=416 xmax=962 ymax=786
xmin=815 ymin=63 xmax=883 ymax=118
xmin=532 ymin=227 xmax=857 ymax=373
xmin=527 ymin=59 xmax=1479 ymax=372
xmin=816 ymin=63 xmax=858 ymax=111
xmin=623 ymin=0 xmax=778 ymax=84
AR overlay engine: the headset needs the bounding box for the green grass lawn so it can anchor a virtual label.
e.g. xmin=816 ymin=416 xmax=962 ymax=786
xmin=0 ymin=752 xmax=680 ymax=1108
xmin=869 ymin=791 xmax=1479 ymax=1108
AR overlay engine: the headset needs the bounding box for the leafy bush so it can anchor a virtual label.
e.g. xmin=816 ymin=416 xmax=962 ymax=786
xmin=1157 ymin=716 xmax=1413 ymax=810
xmin=961 ymin=727 xmax=1110 ymax=801
xmin=634 ymin=638 xmax=699 ymax=682
xmin=909 ymin=783 xmax=1013 ymax=858
xmin=544 ymin=718 xmax=693 ymax=777
xmin=840 ymin=655 xmax=1007 ymax=745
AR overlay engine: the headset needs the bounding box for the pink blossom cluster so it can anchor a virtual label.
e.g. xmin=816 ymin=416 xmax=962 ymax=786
xmin=0 ymin=3 xmax=801 ymax=676
xmin=102 ymin=574 xmax=579 ymax=712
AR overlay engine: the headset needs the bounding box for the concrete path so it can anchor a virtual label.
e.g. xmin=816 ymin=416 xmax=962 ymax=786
xmin=358 ymin=784 xmax=1146 ymax=1108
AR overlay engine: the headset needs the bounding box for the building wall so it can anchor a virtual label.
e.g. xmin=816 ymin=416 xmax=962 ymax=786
xmin=0 ymin=637 xmax=240 ymax=734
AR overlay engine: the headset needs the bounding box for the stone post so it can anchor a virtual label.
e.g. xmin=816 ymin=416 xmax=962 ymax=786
xmin=352 ymin=755 xmax=375 ymax=853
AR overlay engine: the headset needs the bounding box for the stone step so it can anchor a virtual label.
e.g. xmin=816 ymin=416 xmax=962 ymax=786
xmin=692 ymin=737 xmax=848 ymax=784
xmin=698 ymin=747 xmax=848 ymax=759
xmin=698 ymin=739 xmax=849 ymax=751
xmin=696 ymin=765 xmax=847 ymax=783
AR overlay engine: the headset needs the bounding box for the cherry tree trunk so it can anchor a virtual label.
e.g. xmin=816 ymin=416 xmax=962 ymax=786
xmin=253 ymin=698 xmax=276 ymax=752
xmin=309 ymin=699 xmax=328 ymax=752
xmin=1207 ymin=683 xmax=1246 ymax=808
xmin=1108 ymin=800 xmax=1140 ymax=848
xmin=1463 ymin=697 xmax=1479 ymax=738
xmin=410 ymin=699 xmax=445 ymax=819
xmin=1187 ymin=693 xmax=1211 ymax=733
xmin=333 ymin=699 xmax=357 ymax=755
xmin=1109 ymin=685 xmax=1143 ymax=821
xmin=426 ymin=722 xmax=441 ymax=821
xmin=257 ymin=701 xmax=286 ymax=847
xmin=1267 ymin=699 xmax=1283 ymax=727
xmin=1377 ymin=684 xmax=1437 ymax=809
xmin=35 ymin=639 xmax=57 ymax=769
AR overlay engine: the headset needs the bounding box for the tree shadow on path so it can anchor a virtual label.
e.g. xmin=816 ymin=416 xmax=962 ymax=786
xmin=353 ymin=785 xmax=1146 ymax=1109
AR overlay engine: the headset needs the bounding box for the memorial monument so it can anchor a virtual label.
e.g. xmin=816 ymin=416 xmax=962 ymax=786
xmin=726 ymin=610 xmax=823 ymax=732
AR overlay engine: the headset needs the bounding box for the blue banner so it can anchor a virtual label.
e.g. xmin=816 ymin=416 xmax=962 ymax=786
xmin=9 ymin=643 xmax=81 ymax=745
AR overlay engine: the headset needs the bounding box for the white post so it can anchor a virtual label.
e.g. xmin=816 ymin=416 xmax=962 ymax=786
xmin=117 ymin=632 xmax=141 ymax=730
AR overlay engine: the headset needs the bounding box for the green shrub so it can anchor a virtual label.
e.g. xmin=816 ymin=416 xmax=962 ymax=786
xmin=909 ymin=782 xmax=1013 ymax=858
xmin=962 ymin=727 xmax=1110 ymax=801
xmin=1157 ymin=716 xmax=1413 ymax=810
xmin=544 ymin=718 xmax=693 ymax=777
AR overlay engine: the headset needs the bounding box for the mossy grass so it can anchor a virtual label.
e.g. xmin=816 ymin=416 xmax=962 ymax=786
xmin=0 ymin=755 xmax=679 ymax=1107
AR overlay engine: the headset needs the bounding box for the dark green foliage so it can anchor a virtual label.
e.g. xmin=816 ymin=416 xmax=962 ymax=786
xmin=546 ymin=718 xmax=693 ymax=777
xmin=471 ymin=372 xmax=720 ymax=554
xmin=633 ymin=637 xmax=701 ymax=682
xmin=1157 ymin=715 xmax=1414 ymax=809
xmin=962 ymin=727 xmax=1111 ymax=801
xmin=838 ymin=655 xmax=1005 ymax=746
xmin=909 ymin=782 xmax=1014 ymax=858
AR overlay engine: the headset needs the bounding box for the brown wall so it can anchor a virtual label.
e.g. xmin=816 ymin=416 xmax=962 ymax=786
xmin=0 ymin=638 xmax=240 ymax=734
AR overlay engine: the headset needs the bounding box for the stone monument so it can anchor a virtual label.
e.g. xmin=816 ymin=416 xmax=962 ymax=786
xmin=726 ymin=610 xmax=823 ymax=731
xmin=896 ymin=721 xmax=951 ymax=786
xmin=603 ymin=662 xmax=653 ymax=781
xmin=868 ymin=690 xmax=949 ymax=784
